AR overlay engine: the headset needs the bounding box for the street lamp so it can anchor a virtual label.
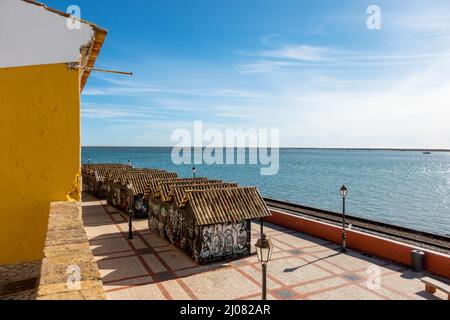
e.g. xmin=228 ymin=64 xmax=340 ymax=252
xmin=340 ymin=185 xmax=348 ymax=253
xmin=128 ymin=182 xmax=134 ymax=240
xmin=255 ymin=234 xmax=274 ymax=300
xmin=192 ymin=166 xmax=197 ymax=178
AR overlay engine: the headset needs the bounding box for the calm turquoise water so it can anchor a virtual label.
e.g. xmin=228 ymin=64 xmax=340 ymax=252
xmin=82 ymin=147 xmax=450 ymax=236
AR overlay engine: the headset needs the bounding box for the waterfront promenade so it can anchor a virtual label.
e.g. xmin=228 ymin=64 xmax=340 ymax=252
xmin=82 ymin=194 xmax=447 ymax=300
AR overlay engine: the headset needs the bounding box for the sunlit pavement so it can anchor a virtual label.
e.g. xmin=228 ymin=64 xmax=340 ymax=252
xmin=82 ymin=194 xmax=447 ymax=300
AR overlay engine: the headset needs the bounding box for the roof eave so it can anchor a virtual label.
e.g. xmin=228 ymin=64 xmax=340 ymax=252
xmin=21 ymin=0 xmax=108 ymax=92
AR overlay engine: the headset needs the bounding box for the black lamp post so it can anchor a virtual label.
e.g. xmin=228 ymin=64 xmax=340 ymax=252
xmin=255 ymin=233 xmax=274 ymax=300
xmin=128 ymin=182 xmax=134 ymax=240
xmin=340 ymin=185 xmax=348 ymax=253
xmin=192 ymin=166 xmax=197 ymax=178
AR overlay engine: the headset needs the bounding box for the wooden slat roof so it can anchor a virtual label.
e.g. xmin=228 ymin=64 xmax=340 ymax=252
xmin=116 ymin=171 xmax=178 ymax=195
xmin=145 ymin=178 xmax=208 ymax=198
xmin=125 ymin=174 xmax=158 ymax=195
xmin=186 ymin=187 xmax=271 ymax=226
xmin=159 ymin=180 xmax=223 ymax=203
xmin=173 ymin=183 xmax=239 ymax=208
xmin=82 ymin=164 xmax=131 ymax=174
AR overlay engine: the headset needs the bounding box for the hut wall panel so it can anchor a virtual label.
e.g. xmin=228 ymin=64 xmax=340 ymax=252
xmin=133 ymin=195 xmax=148 ymax=219
xmin=196 ymin=220 xmax=251 ymax=265
xmin=148 ymin=196 xmax=165 ymax=237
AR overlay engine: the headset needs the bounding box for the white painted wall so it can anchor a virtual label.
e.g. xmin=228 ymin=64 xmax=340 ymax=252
xmin=0 ymin=0 xmax=95 ymax=68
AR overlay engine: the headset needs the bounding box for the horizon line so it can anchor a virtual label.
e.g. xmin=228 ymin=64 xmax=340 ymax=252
xmin=81 ymin=146 xmax=450 ymax=152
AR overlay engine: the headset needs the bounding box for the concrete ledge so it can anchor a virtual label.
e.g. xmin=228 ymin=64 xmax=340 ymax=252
xmin=266 ymin=210 xmax=450 ymax=280
xmin=37 ymin=201 xmax=106 ymax=300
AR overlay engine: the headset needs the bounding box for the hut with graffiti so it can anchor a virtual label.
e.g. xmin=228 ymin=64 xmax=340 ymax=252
xmin=104 ymin=170 xmax=132 ymax=208
xmin=103 ymin=170 xmax=177 ymax=213
xmin=147 ymin=178 xmax=219 ymax=235
xmin=164 ymin=183 xmax=239 ymax=247
xmin=81 ymin=164 xmax=131 ymax=197
xmin=174 ymin=187 xmax=271 ymax=264
xmin=122 ymin=171 xmax=178 ymax=218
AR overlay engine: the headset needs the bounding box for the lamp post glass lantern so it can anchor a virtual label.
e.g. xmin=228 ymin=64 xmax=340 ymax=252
xmin=340 ymin=185 xmax=348 ymax=199
xmin=255 ymin=235 xmax=273 ymax=263
xmin=340 ymin=185 xmax=348 ymax=253
xmin=255 ymin=234 xmax=273 ymax=300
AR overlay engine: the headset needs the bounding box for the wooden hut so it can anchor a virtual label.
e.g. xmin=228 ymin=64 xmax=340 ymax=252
xmin=81 ymin=164 xmax=131 ymax=197
xmin=104 ymin=171 xmax=136 ymax=208
xmin=147 ymin=178 xmax=221 ymax=235
xmin=178 ymin=187 xmax=271 ymax=264
xmin=120 ymin=171 xmax=178 ymax=218
xmin=164 ymin=183 xmax=239 ymax=248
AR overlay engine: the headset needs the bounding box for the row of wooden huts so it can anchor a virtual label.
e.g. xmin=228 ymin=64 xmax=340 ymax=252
xmin=81 ymin=164 xmax=271 ymax=264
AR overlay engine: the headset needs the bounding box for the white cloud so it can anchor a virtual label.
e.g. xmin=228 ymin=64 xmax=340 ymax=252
xmin=239 ymin=60 xmax=297 ymax=74
xmin=258 ymin=45 xmax=329 ymax=61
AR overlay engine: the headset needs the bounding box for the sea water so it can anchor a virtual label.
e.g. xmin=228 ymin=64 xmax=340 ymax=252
xmin=82 ymin=147 xmax=450 ymax=236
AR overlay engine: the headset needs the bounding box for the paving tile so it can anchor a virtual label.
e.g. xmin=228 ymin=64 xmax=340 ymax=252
xmin=83 ymin=216 xmax=113 ymax=226
xmin=270 ymin=238 xmax=294 ymax=251
xmin=142 ymin=254 xmax=167 ymax=274
xmin=133 ymin=220 xmax=150 ymax=232
xmin=270 ymin=250 xmax=293 ymax=260
xmin=98 ymin=256 xmax=148 ymax=283
xmin=85 ymin=225 xmax=121 ymax=239
xmin=142 ymin=233 xmax=170 ymax=248
xmin=181 ymin=269 xmax=260 ymax=300
xmin=103 ymin=275 xmax=154 ymax=292
xmin=300 ymin=254 xmax=347 ymax=274
xmin=154 ymin=245 xmax=175 ymax=253
xmin=294 ymin=277 xmax=348 ymax=296
xmin=238 ymin=265 xmax=282 ymax=290
xmin=311 ymin=251 xmax=374 ymax=272
xmin=93 ymin=250 xmax=135 ymax=262
xmin=273 ymin=289 xmax=297 ymax=300
xmin=175 ymin=264 xmax=228 ymax=278
xmin=307 ymin=284 xmax=385 ymax=300
xmin=110 ymin=213 xmax=126 ymax=222
xmin=107 ymin=283 xmax=166 ymax=300
xmin=161 ymin=279 xmax=192 ymax=300
xmin=129 ymin=237 xmax=147 ymax=250
xmin=153 ymin=272 xmax=177 ymax=282
xmin=343 ymin=273 xmax=364 ymax=282
xmin=245 ymin=293 xmax=277 ymax=300
xmin=269 ymin=257 xmax=332 ymax=286
xmin=159 ymin=250 xmax=197 ymax=271
xmin=90 ymin=237 xmax=132 ymax=256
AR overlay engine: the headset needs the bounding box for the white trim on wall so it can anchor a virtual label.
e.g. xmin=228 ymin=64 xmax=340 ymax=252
xmin=0 ymin=0 xmax=95 ymax=68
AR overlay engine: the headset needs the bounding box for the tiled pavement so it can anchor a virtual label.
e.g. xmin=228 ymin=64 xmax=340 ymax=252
xmin=82 ymin=194 xmax=447 ymax=300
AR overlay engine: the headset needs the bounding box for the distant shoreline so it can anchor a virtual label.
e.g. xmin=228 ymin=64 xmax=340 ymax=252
xmin=82 ymin=146 xmax=450 ymax=152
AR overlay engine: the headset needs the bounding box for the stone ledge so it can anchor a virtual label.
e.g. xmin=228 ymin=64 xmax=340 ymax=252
xmin=37 ymin=201 xmax=106 ymax=300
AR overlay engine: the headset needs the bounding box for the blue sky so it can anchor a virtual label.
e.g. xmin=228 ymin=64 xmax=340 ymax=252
xmin=46 ymin=0 xmax=450 ymax=148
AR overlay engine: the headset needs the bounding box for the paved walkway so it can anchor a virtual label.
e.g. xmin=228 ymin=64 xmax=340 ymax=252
xmin=82 ymin=194 xmax=447 ymax=300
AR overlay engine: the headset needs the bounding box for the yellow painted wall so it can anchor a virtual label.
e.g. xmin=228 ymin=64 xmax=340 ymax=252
xmin=0 ymin=63 xmax=81 ymax=265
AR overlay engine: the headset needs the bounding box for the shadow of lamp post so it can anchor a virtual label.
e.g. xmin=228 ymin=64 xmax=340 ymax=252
xmin=255 ymin=232 xmax=274 ymax=300
xmin=340 ymin=185 xmax=348 ymax=253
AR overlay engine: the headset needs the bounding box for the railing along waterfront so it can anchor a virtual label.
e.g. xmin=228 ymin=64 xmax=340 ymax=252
xmin=265 ymin=198 xmax=450 ymax=253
